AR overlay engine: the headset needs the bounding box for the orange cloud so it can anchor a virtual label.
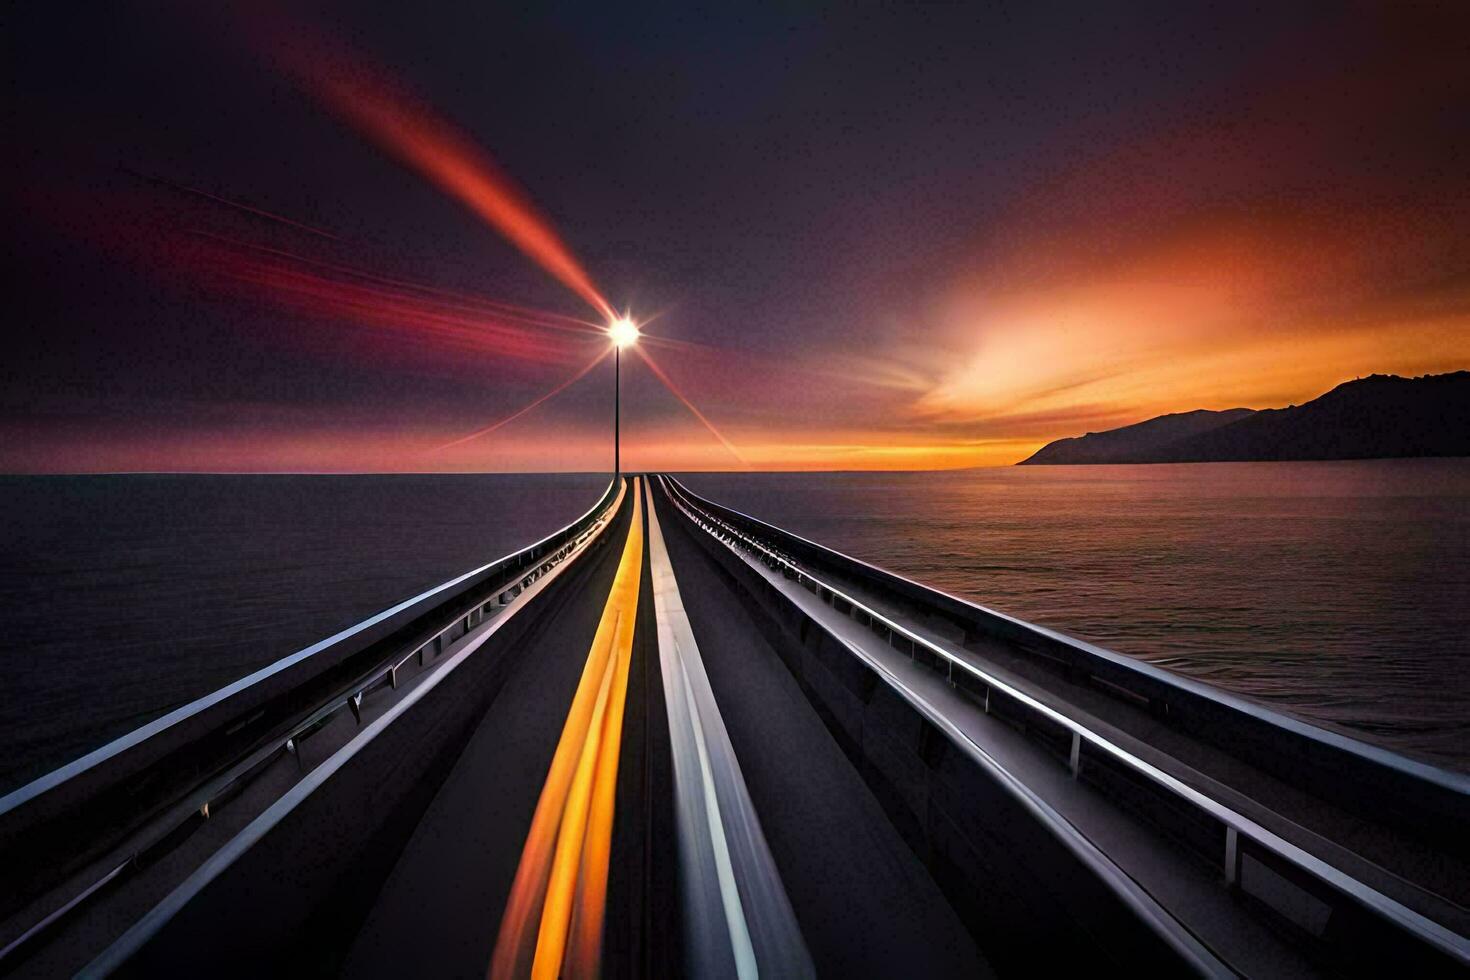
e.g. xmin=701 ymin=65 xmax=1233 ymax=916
xmin=910 ymin=206 xmax=1470 ymax=447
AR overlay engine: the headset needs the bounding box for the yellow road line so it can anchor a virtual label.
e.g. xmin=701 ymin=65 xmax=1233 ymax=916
xmin=567 ymin=585 xmax=636 ymax=974
xmin=491 ymin=477 xmax=643 ymax=980
xmin=533 ymin=612 xmax=620 ymax=978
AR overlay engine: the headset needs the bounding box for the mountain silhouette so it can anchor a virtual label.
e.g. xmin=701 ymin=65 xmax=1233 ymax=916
xmin=1018 ymin=372 xmax=1470 ymax=464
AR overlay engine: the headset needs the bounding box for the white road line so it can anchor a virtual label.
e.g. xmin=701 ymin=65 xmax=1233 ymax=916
xmin=644 ymin=479 xmax=813 ymax=980
xmin=664 ymin=476 xmax=1470 ymax=967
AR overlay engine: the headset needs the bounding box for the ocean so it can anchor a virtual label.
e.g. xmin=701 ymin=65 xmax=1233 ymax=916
xmin=1 ymin=461 xmax=1465 ymax=795
xmin=0 ymin=473 xmax=608 ymax=794
xmin=683 ymin=460 xmax=1470 ymax=771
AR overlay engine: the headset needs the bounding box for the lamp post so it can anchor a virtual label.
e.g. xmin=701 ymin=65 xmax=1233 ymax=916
xmin=615 ymin=342 xmax=620 ymax=477
xmin=608 ymin=316 xmax=639 ymax=479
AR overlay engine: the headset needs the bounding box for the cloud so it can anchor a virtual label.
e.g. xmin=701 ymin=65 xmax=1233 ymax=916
xmin=864 ymin=6 xmax=1470 ymax=452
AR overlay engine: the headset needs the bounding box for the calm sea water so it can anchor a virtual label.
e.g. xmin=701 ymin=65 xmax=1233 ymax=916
xmin=684 ymin=461 xmax=1470 ymax=772
xmin=0 ymin=474 xmax=608 ymax=794
xmin=2 ymin=464 xmax=1466 ymax=794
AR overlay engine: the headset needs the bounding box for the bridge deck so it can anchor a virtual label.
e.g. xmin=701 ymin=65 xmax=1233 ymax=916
xmin=0 ymin=474 xmax=1464 ymax=978
xmin=665 ymin=483 xmax=1315 ymax=975
xmin=729 ymin=500 xmax=1470 ymax=920
xmin=342 ymin=480 xmax=650 ymax=977
xmin=652 ymin=482 xmax=992 ymax=977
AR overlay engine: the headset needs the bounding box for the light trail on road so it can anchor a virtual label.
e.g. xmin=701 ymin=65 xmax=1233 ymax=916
xmin=491 ymin=478 xmax=643 ymax=980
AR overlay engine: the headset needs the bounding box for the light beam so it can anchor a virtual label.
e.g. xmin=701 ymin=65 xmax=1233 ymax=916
xmin=285 ymin=41 xmax=616 ymax=321
xmin=634 ymin=346 xmax=747 ymax=466
xmin=433 ymin=349 xmax=610 ymax=451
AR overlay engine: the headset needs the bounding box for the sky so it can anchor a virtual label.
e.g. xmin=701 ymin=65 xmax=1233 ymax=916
xmin=4 ymin=1 xmax=1467 ymax=472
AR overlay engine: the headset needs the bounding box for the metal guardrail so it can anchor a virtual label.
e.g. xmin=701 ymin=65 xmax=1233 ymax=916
xmin=661 ymin=475 xmax=1470 ymax=974
xmin=78 ymin=478 xmax=633 ymax=978
xmin=659 ymin=477 xmax=1228 ymax=975
xmin=665 ymin=478 xmax=1470 ymax=853
xmin=0 ymin=478 xmax=623 ymax=971
xmin=0 ymin=477 xmax=620 ymax=825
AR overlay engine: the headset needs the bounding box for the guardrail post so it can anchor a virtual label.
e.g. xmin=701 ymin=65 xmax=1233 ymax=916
xmin=1224 ymin=826 xmax=1240 ymax=886
xmin=1069 ymin=732 xmax=1082 ymax=777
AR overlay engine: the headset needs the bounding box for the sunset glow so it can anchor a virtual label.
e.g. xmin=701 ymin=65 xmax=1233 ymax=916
xmin=5 ymin=4 xmax=1467 ymax=473
xmin=4 ymin=8 xmax=1467 ymax=975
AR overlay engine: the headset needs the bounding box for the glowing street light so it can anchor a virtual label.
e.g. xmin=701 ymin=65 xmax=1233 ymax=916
xmin=609 ymin=316 xmax=639 ymax=349
xmin=608 ymin=316 xmax=639 ymax=476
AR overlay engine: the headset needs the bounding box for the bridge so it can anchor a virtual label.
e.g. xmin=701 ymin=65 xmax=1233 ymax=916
xmin=1 ymin=476 xmax=1466 ymax=978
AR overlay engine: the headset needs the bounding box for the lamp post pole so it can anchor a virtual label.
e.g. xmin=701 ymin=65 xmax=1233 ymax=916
xmin=614 ymin=344 xmax=621 ymax=478
xmin=608 ymin=316 xmax=636 ymax=480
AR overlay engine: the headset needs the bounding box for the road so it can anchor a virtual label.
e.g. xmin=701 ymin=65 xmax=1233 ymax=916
xmin=338 ymin=477 xmax=990 ymax=977
xmin=5 ymin=474 xmax=1465 ymax=978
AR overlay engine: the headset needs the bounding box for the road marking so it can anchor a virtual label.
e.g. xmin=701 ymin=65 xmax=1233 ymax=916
xmin=79 ymin=481 xmax=627 ymax=979
xmin=1 ymin=479 xmax=618 ymax=822
xmin=491 ymin=477 xmax=643 ymax=980
xmin=645 ymin=478 xmax=813 ymax=979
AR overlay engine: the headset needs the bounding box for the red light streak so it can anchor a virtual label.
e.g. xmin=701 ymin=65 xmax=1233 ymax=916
xmin=178 ymin=233 xmax=595 ymax=367
xmin=434 ymin=349 xmax=610 ymax=450
xmin=634 ymin=346 xmax=747 ymax=465
xmin=292 ymin=48 xmax=616 ymax=321
xmin=194 ymin=233 xmax=600 ymax=338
